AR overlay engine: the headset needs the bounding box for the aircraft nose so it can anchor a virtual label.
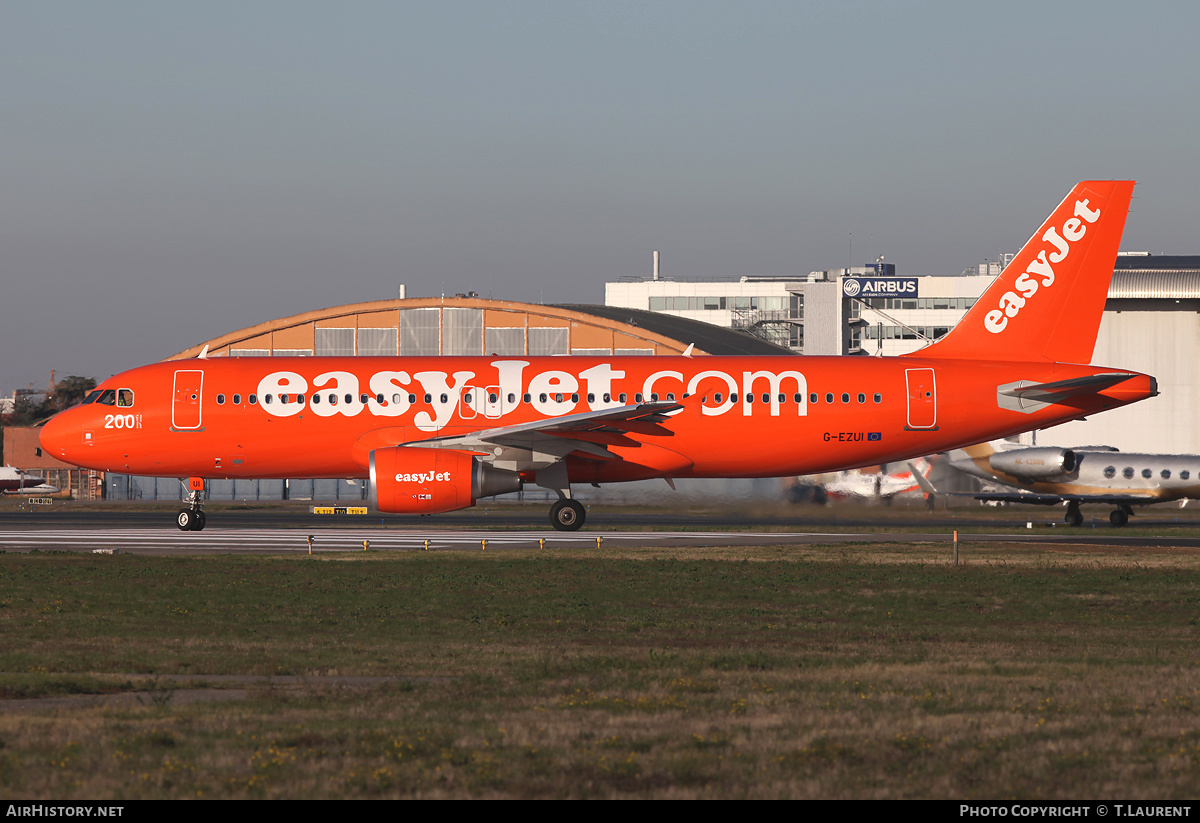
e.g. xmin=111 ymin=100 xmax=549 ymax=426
xmin=39 ymin=412 xmax=77 ymax=463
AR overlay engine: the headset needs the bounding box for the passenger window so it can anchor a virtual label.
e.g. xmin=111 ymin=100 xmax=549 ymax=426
xmin=264 ymin=394 xmax=273 ymax=404
xmin=714 ymin=393 xmax=724 ymax=403
xmin=423 ymin=394 xmax=432 ymax=403
xmin=392 ymin=393 xmax=402 ymax=404
xmin=249 ymin=394 xmax=257 ymax=404
xmin=1162 ymin=469 xmax=1171 ymax=479
xmin=217 ymin=394 xmax=225 ymax=405
xmin=1104 ymin=466 xmax=1116 ymax=478
xmin=825 ymin=393 xmax=834 ymax=404
xmin=619 ymin=393 xmax=627 ymax=403
xmin=117 ymin=389 xmax=134 ymax=407
xmin=874 ymin=393 xmax=882 ymax=403
xmin=297 ymin=394 xmax=305 ymax=404
xmin=523 ymin=393 xmax=531 ymax=403
xmin=858 ymin=393 xmax=865 ymax=403
xmin=465 ymin=393 xmax=473 ymax=404
xmin=762 ymin=393 xmax=769 ymax=403
xmin=1182 ymin=471 xmax=1191 ymax=480
xmin=376 ymin=394 xmax=384 ymax=404
xmin=347 ymin=394 xmax=354 ymax=404
xmin=1142 ymin=468 xmax=1152 ymax=479
xmin=507 ymin=393 xmax=515 ymax=403
xmin=636 ymin=393 xmax=644 ymax=403
xmin=233 ymin=394 xmax=241 ymax=405
xmin=667 ymin=393 xmax=676 ymax=402
xmin=572 ymin=393 xmax=580 ymax=403
xmin=841 ymin=393 xmax=850 ymax=403
xmin=540 ymin=394 xmax=548 ymax=403
xmin=490 ymin=393 xmax=499 ymax=403
xmin=409 ymin=394 xmax=417 ymax=404
xmin=1122 ymin=467 xmax=1134 ymax=479
xmin=439 ymin=394 xmax=448 ymax=403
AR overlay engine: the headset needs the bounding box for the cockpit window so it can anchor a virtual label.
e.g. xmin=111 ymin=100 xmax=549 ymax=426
xmin=117 ymin=389 xmax=134 ymax=407
xmin=96 ymin=390 xmax=117 ymax=406
xmin=82 ymin=390 xmax=102 ymax=405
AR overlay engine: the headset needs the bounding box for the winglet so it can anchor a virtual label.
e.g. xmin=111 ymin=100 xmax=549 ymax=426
xmin=907 ymin=461 xmax=940 ymax=496
xmin=912 ymin=181 xmax=1134 ymax=364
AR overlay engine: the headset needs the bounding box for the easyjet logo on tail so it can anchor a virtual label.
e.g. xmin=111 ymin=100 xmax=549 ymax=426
xmin=983 ymin=198 xmax=1103 ymax=334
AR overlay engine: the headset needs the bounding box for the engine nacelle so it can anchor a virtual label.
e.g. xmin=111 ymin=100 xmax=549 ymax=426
xmin=368 ymin=446 xmax=522 ymax=514
xmin=989 ymin=447 xmax=1077 ymax=480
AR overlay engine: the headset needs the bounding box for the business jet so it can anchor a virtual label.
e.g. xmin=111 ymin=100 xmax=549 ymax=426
xmin=39 ymin=181 xmax=1157 ymax=532
xmin=0 ymin=467 xmax=59 ymax=495
xmin=923 ymin=440 xmax=1200 ymax=526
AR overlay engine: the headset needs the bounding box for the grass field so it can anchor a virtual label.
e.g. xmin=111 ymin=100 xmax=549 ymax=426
xmin=2 ymin=538 xmax=1199 ymax=799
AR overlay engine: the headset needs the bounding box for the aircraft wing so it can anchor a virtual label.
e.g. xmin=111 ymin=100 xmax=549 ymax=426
xmin=970 ymin=491 xmax=1158 ymax=506
xmin=411 ymin=400 xmax=686 ymax=464
xmin=904 ymin=462 xmax=1156 ymax=507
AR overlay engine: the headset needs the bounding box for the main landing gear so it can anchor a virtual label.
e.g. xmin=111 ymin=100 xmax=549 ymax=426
xmin=550 ymin=499 xmax=586 ymax=532
xmin=1065 ymin=501 xmax=1084 ymax=528
xmin=538 ymin=463 xmax=586 ymax=532
xmin=1109 ymin=505 xmax=1134 ymax=527
xmin=177 ymin=477 xmax=207 ymax=531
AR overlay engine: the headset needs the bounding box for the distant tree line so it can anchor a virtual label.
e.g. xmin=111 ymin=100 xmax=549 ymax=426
xmin=1 ymin=375 xmax=96 ymax=427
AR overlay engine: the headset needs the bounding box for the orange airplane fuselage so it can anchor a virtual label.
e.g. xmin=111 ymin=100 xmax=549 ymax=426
xmin=41 ymin=354 xmax=1153 ymax=481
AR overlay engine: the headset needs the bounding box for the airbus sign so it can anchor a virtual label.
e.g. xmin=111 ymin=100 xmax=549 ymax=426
xmin=842 ymin=277 xmax=919 ymax=298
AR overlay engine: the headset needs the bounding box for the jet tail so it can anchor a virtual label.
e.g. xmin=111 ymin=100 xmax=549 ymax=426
xmin=912 ymin=180 xmax=1134 ymax=364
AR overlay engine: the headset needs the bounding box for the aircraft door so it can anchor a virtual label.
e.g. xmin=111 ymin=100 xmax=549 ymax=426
xmin=172 ymin=370 xmax=204 ymax=430
xmin=905 ymin=368 xmax=937 ymax=430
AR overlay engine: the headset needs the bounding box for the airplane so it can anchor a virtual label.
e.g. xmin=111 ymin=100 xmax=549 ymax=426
xmin=0 ymin=466 xmax=59 ymax=495
xmin=820 ymin=458 xmax=934 ymax=502
xmin=38 ymin=180 xmax=1158 ymax=532
xmin=915 ymin=440 xmax=1200 ymax=526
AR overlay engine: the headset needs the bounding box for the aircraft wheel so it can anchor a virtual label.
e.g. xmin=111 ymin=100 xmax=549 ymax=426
xmin=1110 ymin=509 xmax=1129 ymax=527
xmin=1066 ymin=511 xmax=1083 ymax=527
xmin=192 ymin=511 xmax=206 ymax=531
xmin=176 ymin=510 xmax=195 ymax=531
xmin=550 ymin=499 xmax=586 ymax=532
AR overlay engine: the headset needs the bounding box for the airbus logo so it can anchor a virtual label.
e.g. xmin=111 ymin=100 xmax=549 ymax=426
xmin=842 ymin=278 xmax=918 ymax=298
xmin=984 ymin=198 xmax=1102 ymax=334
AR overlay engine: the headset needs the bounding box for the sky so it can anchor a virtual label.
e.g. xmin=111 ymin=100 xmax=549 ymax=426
xmin=3 ymin=1 xmax=1198 ymax=392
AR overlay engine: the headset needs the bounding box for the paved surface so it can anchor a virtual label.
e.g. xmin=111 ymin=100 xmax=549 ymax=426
xmin=2 ymin=525 xmax=1200 ymax=554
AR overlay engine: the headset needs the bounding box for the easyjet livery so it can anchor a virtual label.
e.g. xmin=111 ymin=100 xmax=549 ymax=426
xmin=39 ymin=181 xmax=1156 ymax=532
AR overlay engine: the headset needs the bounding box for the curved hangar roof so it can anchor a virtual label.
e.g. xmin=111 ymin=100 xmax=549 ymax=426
xmin=166 ymin=296 xmax=793 ymax=361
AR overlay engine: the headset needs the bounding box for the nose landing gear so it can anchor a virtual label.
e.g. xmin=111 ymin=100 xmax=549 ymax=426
xmin=177 ymin=477 xmax=207 ymax=531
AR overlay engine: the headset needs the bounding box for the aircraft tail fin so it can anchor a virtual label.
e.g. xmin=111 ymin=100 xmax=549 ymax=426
xmin=912 ymin=180 xmax=1134 ymax=364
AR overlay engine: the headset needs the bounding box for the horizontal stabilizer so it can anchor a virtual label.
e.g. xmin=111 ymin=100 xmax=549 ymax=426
xmin=999 ymin=373 xmax=1139 ymax=402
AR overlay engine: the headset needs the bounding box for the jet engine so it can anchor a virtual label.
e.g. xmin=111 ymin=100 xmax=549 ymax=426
xmin=989 ymin=447 xmax=1078 ymax=480
xmin=368 ymin=446 xmax=522 ymax=514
